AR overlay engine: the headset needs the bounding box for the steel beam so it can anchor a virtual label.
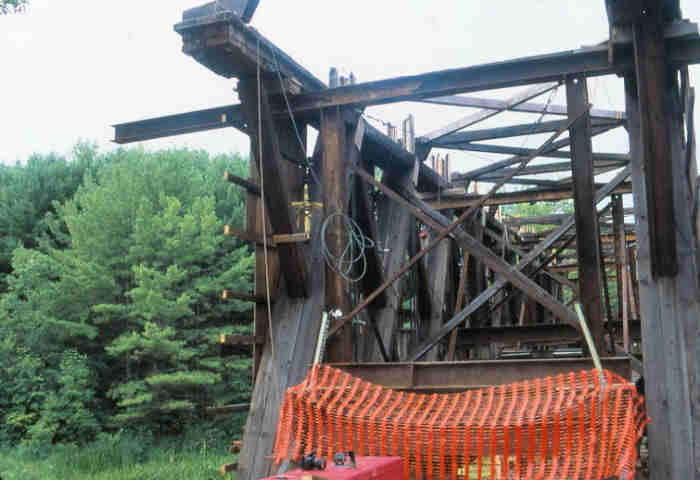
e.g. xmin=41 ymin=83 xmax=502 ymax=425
xmin=113 ymin=104 xmax=247 ymax=143
xmin=331 ymin=357 xmax=632 ymax=392
xmin=284 ymin=37 xmax=700 ymax=112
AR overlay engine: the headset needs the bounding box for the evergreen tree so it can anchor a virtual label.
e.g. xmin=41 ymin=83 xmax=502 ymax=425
xmin=0 ymin=147 xmax=254 ymax=439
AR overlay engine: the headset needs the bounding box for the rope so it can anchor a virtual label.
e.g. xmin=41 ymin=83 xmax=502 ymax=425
xmin=266 ymin=40 xmax=322 ymax=188
xmin=320 ymin=212 xmax=375 ymax=283
xmin=256 ymin=35 xmax=275 ymax=362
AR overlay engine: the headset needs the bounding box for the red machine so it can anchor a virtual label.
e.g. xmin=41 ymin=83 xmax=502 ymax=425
xmin=259 ymin=456 xmax=404 ymax=480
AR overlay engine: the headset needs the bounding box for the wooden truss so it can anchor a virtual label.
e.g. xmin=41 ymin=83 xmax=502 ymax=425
xmin=113 ymin=1 xmax=700 ymax=478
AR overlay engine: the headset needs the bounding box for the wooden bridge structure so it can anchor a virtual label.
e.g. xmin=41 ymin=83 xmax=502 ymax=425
xmin=113 ymin=1 xmax=700 ymax=478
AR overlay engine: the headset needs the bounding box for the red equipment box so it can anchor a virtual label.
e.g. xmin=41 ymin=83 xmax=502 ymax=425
xmin=259 ymin=456 xmax=404 ymax=480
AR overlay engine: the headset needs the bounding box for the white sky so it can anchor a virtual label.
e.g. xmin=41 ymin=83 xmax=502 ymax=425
xmin=1 ymin=0 xmax=699 ymax=182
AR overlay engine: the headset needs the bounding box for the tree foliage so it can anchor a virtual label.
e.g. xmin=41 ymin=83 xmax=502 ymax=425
xmin=0 ymin=146 xmax=255 ymax=442
xmin=0 ymin=0 xmax=27 ymax=14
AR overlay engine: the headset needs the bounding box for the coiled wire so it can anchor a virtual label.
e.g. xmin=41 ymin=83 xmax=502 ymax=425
xmin=320 ymin=212 xmax=375 ymax=283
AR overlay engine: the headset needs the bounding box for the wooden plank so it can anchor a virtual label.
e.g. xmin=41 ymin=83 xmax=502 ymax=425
xmin=566 ymin=75 xmax=605 ymax=353
xmin=321 ymin=106 xmax=352 ymax=362
xmin=419 ymin=82 xmax=559 ymax=142
xmin=239 ymin=79 xmax=308 ymax=297
xmin=633 ymin=21 xmax=678 ymax=277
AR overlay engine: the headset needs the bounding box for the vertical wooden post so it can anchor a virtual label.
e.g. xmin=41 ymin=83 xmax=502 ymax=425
xmin=626 ymin=75 xmax=700 ymax=479
xmin=321 ymin=106 xmax=352 ymax=362
xmin=633 ymin=20 xmax=678 ymax=278
xmin=612 ymin=194 xmax=629 ymax=352
xmin=566 ymin=75 xmax=606 ymax=354
xmin=612 ymin=194 xmax=625 ymax=323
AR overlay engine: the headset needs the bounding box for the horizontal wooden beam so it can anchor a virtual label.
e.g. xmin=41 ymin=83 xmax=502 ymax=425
xmin=444 ymin=142 xmax=629 ymax=165
xmin=450 ymin=324 xmax=581 ymax=345
xmin=425 ymin=183 xmax=633 ymax=209
xmin=434 ymin=118 xmax=621 ymax=145
xmin=449 ymin=124 xmax=619 ymax=182
xmin=417 ymin=94 xmax=626 ymax=121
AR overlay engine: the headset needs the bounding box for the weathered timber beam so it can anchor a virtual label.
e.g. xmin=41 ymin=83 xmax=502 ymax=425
xmin=434 ymin=118 xmax=620 ymax=145
xmin=634 ymin=21 xmax=678 ymax=277
xmin=455 ymin=324 xmax=581 ymax=345
xmin=239 ymin=79 xmax=308 ymax=297
xmin=444 ymin=142 xmax=629 ymax=164
xmin=567 ymin=75 xmax=606 ymax=352
xmin=484 ymin=177 xmax=567 ymax=188
xmin=113 ymin=104 xmax=247 ymax=143
xmin=173 ymin=11 xmax=446 ymax=192
xmin=425 ymin=183 xmax=632 ymax=210
xmin=408 ymin=166 xmax=631 ymax=360
xmin=416 ymin=94 xmax=626 ymax=120
xmin=283 ymin=37 xmax=700 ymax=112
xmin=331 ymin=357 xmax=632 ymax=391
xmin=475 ymin=160 xmax=627 ymax=180
xmin=322 ymin=106 xmax=352 ymax=361
xmin=419 ymin=82 xmax=559 ymax=142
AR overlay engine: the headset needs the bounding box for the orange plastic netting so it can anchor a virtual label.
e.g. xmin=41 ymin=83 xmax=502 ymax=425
xmin=273 ymin=365 xmax=648 ymax=480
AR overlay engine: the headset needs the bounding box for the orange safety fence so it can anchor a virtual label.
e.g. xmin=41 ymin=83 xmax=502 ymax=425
xmin=273 ymin=365 xmax=649 ymax=480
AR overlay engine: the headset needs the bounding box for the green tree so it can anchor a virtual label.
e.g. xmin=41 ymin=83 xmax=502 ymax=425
xmin=0 ymin=147 xmax=254 ymax=439
xmin=0 ymin=0 xmax=27 ymax=14
xmin=0 ymin=143 xmax=103 ymax=292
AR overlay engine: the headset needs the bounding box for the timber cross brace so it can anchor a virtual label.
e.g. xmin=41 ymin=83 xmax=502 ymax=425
xmin=113 ymin=1 xmax=700 ymax=479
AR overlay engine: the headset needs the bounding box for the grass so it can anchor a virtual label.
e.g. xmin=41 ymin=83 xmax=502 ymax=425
xmin=0 ymin=420 xmax=244 ymax=480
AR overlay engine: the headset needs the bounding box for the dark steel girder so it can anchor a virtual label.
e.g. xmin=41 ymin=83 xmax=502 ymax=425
xmin=113 ymin=104 xmax=247 ymax=144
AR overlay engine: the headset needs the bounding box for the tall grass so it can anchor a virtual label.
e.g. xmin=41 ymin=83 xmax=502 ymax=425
xmin=0 ymin=417 xmax=244 ymax=480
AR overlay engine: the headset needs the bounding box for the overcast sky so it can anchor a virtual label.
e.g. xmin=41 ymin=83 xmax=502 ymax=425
xmin=2 ymin=0 xmax=699 ymax=180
